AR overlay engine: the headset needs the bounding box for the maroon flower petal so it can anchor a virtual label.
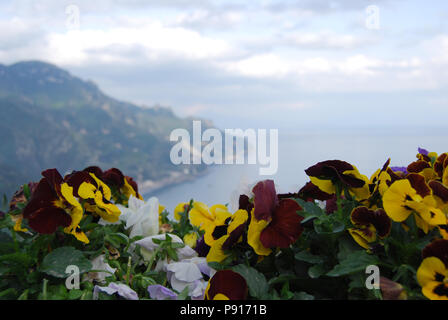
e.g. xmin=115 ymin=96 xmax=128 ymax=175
xmin=102 ymin=168 xmax=125 ymax=189
xmin=222 ymin=223 xmax=246 ymax=251
xmin=298 ymin=182 xmax=333 ymax=201
xmin=429 ymin=181 xmax=448 ymax=203
xmin=407 ymin=160 xmax=431 ymax=173
xmin=260 ymin=199 xmax=303 ymax=249
xmin=83 ymin=166 xmax=104 ymax=179
xmin=238 ymin=195 xmax=254 ymax=213
xmin=22 ymin=178 xmax=58 ymax=220
xmin=351 ymin=207 xmax=391 ymax=238
xmin=252 ymin=180 xmax=278 ymax=221
xmin=41 ymin=168 xmax=64 ymax=197
xmin=206 ymin=270 xmax=248 ymax=300
xmin=305 ymin=160 xmax=365 ymax=188
xmin=422 ymin=240 xmax=448 ymax=268
xmin=406 ymin=173 xmax=431 ymax=198
xmin=371 ymin=209 xmax=391 ymax=238
xmin=28 ymin=206 xmax=72 ymax=234
xmin=351 ymin=207 xmax=373 ymax=226
xmin=435 ymin=153 xmax=448 ymax=178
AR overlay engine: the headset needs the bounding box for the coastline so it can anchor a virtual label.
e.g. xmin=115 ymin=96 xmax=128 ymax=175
xmin=138 ymin=167 xmax=212 ymax=197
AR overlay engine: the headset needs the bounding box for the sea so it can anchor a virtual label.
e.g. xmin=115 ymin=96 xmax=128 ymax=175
xmin=145 ymin=127 xmax=448 ymax=214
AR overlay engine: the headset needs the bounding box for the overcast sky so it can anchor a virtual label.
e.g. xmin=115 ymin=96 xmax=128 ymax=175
xmin=1 ymin=0 xmax=448 ymax=130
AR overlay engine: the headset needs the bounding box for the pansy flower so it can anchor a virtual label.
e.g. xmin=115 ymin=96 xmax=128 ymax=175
xmin=204 ymin=270 xmax=248 ymax=300
xmin=83 ymin=166 xmax=143 ymax=202
xmin=383 ymin=178 xmax=446 ymax=233
xmin=348 ymin=206 xmax=391 ymax=250
xmin=188 ymin=202 xmax=232 ymax=246
xmin=206 ymin=209 xmax=249 ymax=263
xmin=247 ymin=180 xmax=304 ymax=256
xmin=305 ymin=160 xmax=370 ymax=201
xmin=22 ymin=169 xmax=86 ymax=242
xmin=417 ymin=257 xmax=448 ymax=300
xmin=66 ymin=170 xmax=121 ymax=223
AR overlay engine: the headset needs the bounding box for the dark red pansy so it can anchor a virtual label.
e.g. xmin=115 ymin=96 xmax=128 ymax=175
xmin=422 ymin=239 xmax=448 ymax=268
xmin=351 ymin=206 xmax=391 ymax=238
xmin=206 ymin=270 xmax=248 ymax=300
xmin=252 ymin=180 xmax=278 ymax=221
xmin=27 ymin=206 xmax=71 ymax=234
xmin=305 ymin=160 xmax=365 ymax=188
xmin=429 ymin=181 xmax=448 ymax=202
xmin=298 ymin=182 xmax=333 ymax=202
xmin=22 ymin=177 xmax=72 ymax=234
xmin=406 ymin=173 xmax=431 ymax=198
xmin=102 ymin=168 xmax=125 ymax=189
xmin=407 ymin=160 xmax=431 ymax=174
xmin=259 ymin=199 xmax=303 ymax=249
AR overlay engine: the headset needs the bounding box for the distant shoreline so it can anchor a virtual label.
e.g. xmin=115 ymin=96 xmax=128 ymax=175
xmin=139 ymin=167 xmax=212 ymax=197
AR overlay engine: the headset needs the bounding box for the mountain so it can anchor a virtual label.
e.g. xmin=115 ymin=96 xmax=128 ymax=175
xmin=0 ymin=61 xmax=208 ymax=199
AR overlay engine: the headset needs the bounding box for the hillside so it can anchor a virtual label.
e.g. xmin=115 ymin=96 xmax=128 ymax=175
xmin=0 ymin=61 xmax=207 ymax=198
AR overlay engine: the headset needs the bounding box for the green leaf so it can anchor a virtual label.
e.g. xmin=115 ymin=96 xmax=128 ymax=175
xmin=177 ymin=286 xmax=190 ymax=300
xmin=295 ymin=250 xmax=324 ymax=264
xmin=232 ymin=264 xmax=268 ymax=299
xmin=293 ymin=291 xmax=314 ymax=300
xmin=326 ymin=250 xmax=379 ymax=277
xmin=68 ymin=289 xmax=84 ymax=300
xmin=40 ymin=246 xmax=92 ymax=278
xmin=308 ymin=264 xmax=326 ymax=279
xmin=23 ymin=184 xmax=31 ymax=200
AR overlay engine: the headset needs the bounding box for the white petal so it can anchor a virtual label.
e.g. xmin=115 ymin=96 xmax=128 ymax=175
xmin=166 ymin=262 xmax=202 ymax=282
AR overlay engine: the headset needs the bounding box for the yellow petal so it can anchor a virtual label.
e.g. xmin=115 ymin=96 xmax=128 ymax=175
xmin=247 ymin=209 xmax=272 ymax=256
xmin=207 ymin=235 xmax=230 ymax=263
xmin=310 ymin=176 xmax=336 ymax=195
xmin=417 ymin=257 xmax=447 ymax=288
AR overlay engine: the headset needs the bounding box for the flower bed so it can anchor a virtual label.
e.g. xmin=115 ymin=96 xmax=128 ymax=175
xmin=1 ymin=148 xmax=448 ymax=300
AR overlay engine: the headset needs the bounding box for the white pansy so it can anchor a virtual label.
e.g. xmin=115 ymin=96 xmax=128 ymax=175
xmin=165 ymin=257 xmax=213 ymax=300
xmin=117 ymin=195 xmax=160 ymax=238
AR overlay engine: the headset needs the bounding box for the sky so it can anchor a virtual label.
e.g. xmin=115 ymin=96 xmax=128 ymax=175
xmin=1 ymin=0 xmax=448 ymax=130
